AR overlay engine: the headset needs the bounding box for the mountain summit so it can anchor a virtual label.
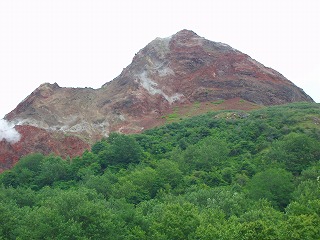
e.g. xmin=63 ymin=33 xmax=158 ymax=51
xmin=1 ymin=29 xmax=314 ymax=171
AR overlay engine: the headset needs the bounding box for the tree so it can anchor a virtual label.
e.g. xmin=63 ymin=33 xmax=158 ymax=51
xmin=286 ymin=180 xmax=320 ymax=216
xmin=0 ymin=153 xmax=44 ymax=188
xmin=246 ymin=168 xmax=294 ymax=210
xmin=148 ymin=202 xmax=200 ymax=239
xmin=98 ymin=133 xmax=142 ymax=168
xmin=283 ymin=214 xmax=320 ymax=240
xmin=181 ymin=136 xmax=229 ymax=171
xmin=14 ymin=153 xmax=44 ymax=173
xmin=267 ymin=133 xmax=320 ymax=174
xmin=155 ymin=159 xmax=183 ymax=189
xmin=35 ymin=155 xmax=70 ymax=188
xmin=17 ymin=188 xmax=127 ymax=239
xmin=0 ymin=201 xmax=23 ymax=239
xmin=114 ymin=166 xmax=160 ymax=204
xmin=230 ymin=200 xmax=285 ymax=240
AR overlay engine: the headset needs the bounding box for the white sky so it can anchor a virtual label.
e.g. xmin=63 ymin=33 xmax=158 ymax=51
xmin=0 ymin=0 xmax=319 ymax=118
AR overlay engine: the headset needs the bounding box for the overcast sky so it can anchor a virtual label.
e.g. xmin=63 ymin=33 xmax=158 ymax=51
xmin=0 ymin=0 xmax=319 ymax=118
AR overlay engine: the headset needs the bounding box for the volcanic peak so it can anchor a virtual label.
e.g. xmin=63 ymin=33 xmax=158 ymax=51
xmin=0 ymin=29 xmax=314 ymax=171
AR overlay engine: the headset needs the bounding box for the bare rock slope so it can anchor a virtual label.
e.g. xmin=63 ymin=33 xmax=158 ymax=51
xmin=1 ymin=29 xmax=313 ymax=171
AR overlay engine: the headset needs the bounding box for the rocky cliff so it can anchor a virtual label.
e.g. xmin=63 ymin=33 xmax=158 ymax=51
xmin=1 ymin=29 xmax=313 ymax=171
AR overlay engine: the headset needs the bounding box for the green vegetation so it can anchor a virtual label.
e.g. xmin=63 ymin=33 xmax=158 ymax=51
xmin=162 ymin=106 xmax=182 ymax=123
xmin=212 ymin=99 xmax=225 ymax=104
xmin=0 ymin=102 xmax=320 ymax=239
xmin=165 ymin=112 xmax=180 ymax=122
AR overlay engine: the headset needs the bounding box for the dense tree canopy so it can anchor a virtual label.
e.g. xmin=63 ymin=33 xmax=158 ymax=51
xmin=0 ymin=102 xmax=319 ymax=239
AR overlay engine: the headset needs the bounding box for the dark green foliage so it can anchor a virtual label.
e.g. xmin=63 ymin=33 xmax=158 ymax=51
xmin=148 ymin=202 xmax=200 ymax=239
xmin=94 ymin=132 xmax=142 ymax=168
xmin=267 ymin=133 xmax=320 ymax=174
xmin=155 ymin=159 xmax=183 ymax=189
xmin=0 ymin=153 xmax=45 ymax=188
xmin=35 ymin=155 xmax=70 ymax=188
xmin=113 ymin=166 xmax=160 ymax=204
xmin=0 ymin=102 xmax=319 ymax=239
xmin=179 ymin=136 xmax=229 ymax=171
xmin=246 ymin=168 xmax=294 ymax=210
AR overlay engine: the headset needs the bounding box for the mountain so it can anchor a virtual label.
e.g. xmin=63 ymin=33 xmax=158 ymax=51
xmin=0 ymin=29 xmax=314 ymax=171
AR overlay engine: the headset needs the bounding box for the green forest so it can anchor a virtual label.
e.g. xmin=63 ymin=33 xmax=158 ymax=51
xmin=1 ymin=102 xmax=320 ymax=239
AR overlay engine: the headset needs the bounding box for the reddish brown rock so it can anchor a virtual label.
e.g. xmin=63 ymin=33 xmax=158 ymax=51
xmin=1 ymin=29 xmax=314 ymax=170
xmin=0 ymin=125 xmax=89 ymax=172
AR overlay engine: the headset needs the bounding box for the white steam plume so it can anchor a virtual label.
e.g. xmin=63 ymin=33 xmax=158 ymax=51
xmin=0 ymin=119 xmax=21 ymax=143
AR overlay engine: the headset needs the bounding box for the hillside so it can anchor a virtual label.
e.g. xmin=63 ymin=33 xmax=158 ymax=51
xmin=0 ymin=29 xmax=314 ymax=171
xmin=0 ymin=102 xmax=319 ymax=239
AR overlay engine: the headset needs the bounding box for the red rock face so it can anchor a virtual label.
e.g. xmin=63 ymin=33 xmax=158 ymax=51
xmin=0 ymin=125 xmax=90 ymax=172
xmin=1 ymin=29 xmax=314 ymax=171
